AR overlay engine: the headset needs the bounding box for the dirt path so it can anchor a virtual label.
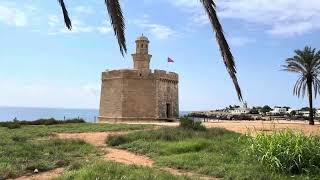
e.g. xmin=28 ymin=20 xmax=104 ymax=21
xmin=162 ymin=168 xmax=218 ymax=180
xmin=13 ymin=168 xmax=64 ymax=180
xmin=57 ymin=132 xmax=154 ymax=167
xmin=57 ymin=132 xmax=218 ymax=180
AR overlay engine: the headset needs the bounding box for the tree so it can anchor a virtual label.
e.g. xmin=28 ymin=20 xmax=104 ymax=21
xmin=250 ymin=107 xmax=259 ymax=114
xmin=290 ymin=110 xmax=297 ymax=116
xmin=260 ymin=105 xmax=272 ymax=114
xmin=57 ymin=0 xmax=243 ymax=101
xmin=282 ymin=46 xmax=320 ymax=125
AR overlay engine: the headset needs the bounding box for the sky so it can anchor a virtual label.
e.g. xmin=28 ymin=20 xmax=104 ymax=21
xmin=1 ymin=0 xmax=320 ymax=111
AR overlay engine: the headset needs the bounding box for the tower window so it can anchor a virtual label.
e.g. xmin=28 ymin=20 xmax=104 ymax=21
xmin=141 ymin=44 xmax=144 ymax=48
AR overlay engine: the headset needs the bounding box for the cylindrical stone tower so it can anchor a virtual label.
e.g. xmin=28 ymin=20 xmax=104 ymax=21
xmin=132 ymin=34 xmax=152 ymax=72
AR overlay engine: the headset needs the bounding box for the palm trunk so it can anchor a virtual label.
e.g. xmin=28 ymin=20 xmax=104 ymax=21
xmin=307 ymin=80 xmax=315 ymax=125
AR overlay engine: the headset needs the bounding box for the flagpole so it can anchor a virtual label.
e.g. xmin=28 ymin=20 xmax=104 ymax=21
xmin=167 ymin=59 xmax=169 ymax=72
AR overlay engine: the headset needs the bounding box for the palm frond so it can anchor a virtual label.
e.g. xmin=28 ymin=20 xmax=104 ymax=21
xmin=105 ymin=0 xmax=127 ymax=56
xmin=293 ymin=76 xmax=307 ymax=98
xmin=312 ymin=75 xmax=320 ymax=98
xmin=200 ymin=0 xmax=242 ymax=101
xmin=58 ymin=0 xmax=72 ymax=30
xmin=283 ymin=58 xmax=307 ymax=73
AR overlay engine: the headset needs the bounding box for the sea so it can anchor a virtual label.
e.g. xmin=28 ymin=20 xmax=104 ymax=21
xmin=0 ymin=107 xmax=190 ymax=123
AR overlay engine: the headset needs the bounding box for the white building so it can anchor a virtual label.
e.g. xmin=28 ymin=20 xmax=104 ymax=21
xmin=230 ymin=108 xmax=251 ymax=115
xmin=267 ymin=107 xmax=288 ymax=115
xmin=230 ymin=102 xmax=251 ymax=115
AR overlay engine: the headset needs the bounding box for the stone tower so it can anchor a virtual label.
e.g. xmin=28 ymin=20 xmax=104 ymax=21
xmin=132 ymin=35 xmax=152 ymax=72
xmin=99 ymin=35 xmax=179 ymax=123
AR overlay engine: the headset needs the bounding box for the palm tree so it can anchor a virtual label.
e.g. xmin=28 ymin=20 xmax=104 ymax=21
xmin=57 ymin=0 xmax=243 ymax=101
xmin=282 ymin=47 xmax=320 ymax=125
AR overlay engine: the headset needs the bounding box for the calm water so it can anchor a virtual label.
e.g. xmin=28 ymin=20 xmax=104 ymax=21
xmin=0 ymin=107 xmax=190 ymax=122
xmin=0 ymin=107 xmax=99 ymax=122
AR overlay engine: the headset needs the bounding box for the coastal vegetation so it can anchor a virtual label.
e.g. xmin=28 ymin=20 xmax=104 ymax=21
xmin=0 ymin=119 xmax=152 ymax=132
xmin=0 ymin=118 xmax=85 ymax=129
xmin=282 ymin=46 xmax=320 ymax=125
xmin=0 ymin=123 xmax=153 ymax=179
xmin=0 ymin=126 xmax=98 ymax=179
xmin=1 ymin=118 xmax=319 ymax=179
xmin=56 ymin=160 xmax=189 ymax=180
xmin=107 ymin=121 xmax=320 ymax=179
xmin=248 ymin=130 xmax=320 ymax=174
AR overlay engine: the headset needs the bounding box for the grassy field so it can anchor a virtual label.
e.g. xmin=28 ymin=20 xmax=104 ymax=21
xmin=0 ymin=123 xmax=152 ymax=179
xmin=56 ymin=160 xmax=190 ymax=180
xmin=107 ymin=127 xmax=320 ymax=180
xmin=2 ymin=121 xmax=319 ymax=180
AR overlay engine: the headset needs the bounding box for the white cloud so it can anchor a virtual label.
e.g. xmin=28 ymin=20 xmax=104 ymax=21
xmin=229 ymin=36 xmax=254 ymax=47
xmin=165 ymin=0 xmax=200 ymax=8
xmin=217 ymin=0 xmax=320 ymax=36
xmin=133 ymin=18 xmax=178 ymax=40
xmin=96 ymin=26 xmax=112 ymax=34
xmin=0 ymin=1 xmax=110 ymax=36
xmin=0 ymin=5 xmax=28 ymax=27
xmin=49 ymin=19 xmax=112 ymax=35
xmin=73 ymin=5 xmax=93 ymax=15
xmin=48 ymin=15 xmax=60 ymax=27
xmin=142 ymin=24 xmax=177 ymax=39
xmin=164 ymin=0 xmax=320 ymax=37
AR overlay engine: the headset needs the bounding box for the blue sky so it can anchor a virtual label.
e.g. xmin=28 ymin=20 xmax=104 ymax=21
xmin=1 ymin=0 xmax=320 ymax=110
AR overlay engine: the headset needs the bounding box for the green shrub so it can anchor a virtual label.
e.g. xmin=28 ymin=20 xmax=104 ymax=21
xmin=2 ymin=123 xmax=21 ymax=129
xmin=247 ymin=130 xmax=320 ymax=174
xmin=107 ymin=135 xmax=129 ymax=146
xmin=0 ymin=118 xmax=86 ymax=127
xmin=12 ymin=135 xmax=27 ymax=142
xmin=179 ymin=117 xmax=206 ymax=131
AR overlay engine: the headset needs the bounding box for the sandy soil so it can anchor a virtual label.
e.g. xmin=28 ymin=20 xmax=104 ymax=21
xmin=56 ymin=132 xmax=154 ymax=167
xmin=203 ymin=120 xmax=320 ymax=135
xmin=162 ymin=168 xmax=218 ymax=180
xmin=123 ymin=120 xmax=320 ymax=135
xmin=13 ymin=168 xmax=64 ymax=180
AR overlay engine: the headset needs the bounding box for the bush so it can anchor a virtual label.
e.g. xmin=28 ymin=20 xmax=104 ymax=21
xmin=179 ymin=117 xmax=206 ymax=131
xmin=0 ymin=118 xmax=86 ymax=127
xmin=5 ymin=123 xmax=21 ymax=129
xmin=107 ymin=135 xmax=129 ymax=146
xmin=247 ymin=130 xmax=320 ymax=174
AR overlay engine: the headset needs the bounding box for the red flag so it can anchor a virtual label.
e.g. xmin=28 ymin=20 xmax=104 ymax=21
xmin=168 ymin=57 xmax=174 ymax=63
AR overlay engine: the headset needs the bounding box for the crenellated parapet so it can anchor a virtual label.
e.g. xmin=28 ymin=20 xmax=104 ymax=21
xmin=154 ymin=70 xmax=179 ymax=84
xmin=102 ymin=69 xmax=154 ymax=81
xmin=102 ymin=69 xmax=178 ymax=83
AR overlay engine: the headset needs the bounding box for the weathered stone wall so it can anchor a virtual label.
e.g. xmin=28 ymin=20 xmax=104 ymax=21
xmin=99 ymin=59 xmax=179 ymax=122
xmin=155 ymin=70 xmax=179 ymax=120
xmin=122 ymin=75 xmax=156 ymax=118
xmin=99 ymin=69 xmax=158 ymax=122
xmin=99 ymin=71 xmax=123 ymax=119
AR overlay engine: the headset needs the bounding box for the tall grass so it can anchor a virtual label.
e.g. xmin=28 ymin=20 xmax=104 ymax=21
xmin=179 ymin=117 xmax=206 ymax=131
xmin=0 ymin=123 xmax=152 ymax=179
xmin=56 ymin=160 xmax=190 ymax=180
xmin=247 ymin=130 xmax=320 ymax=174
